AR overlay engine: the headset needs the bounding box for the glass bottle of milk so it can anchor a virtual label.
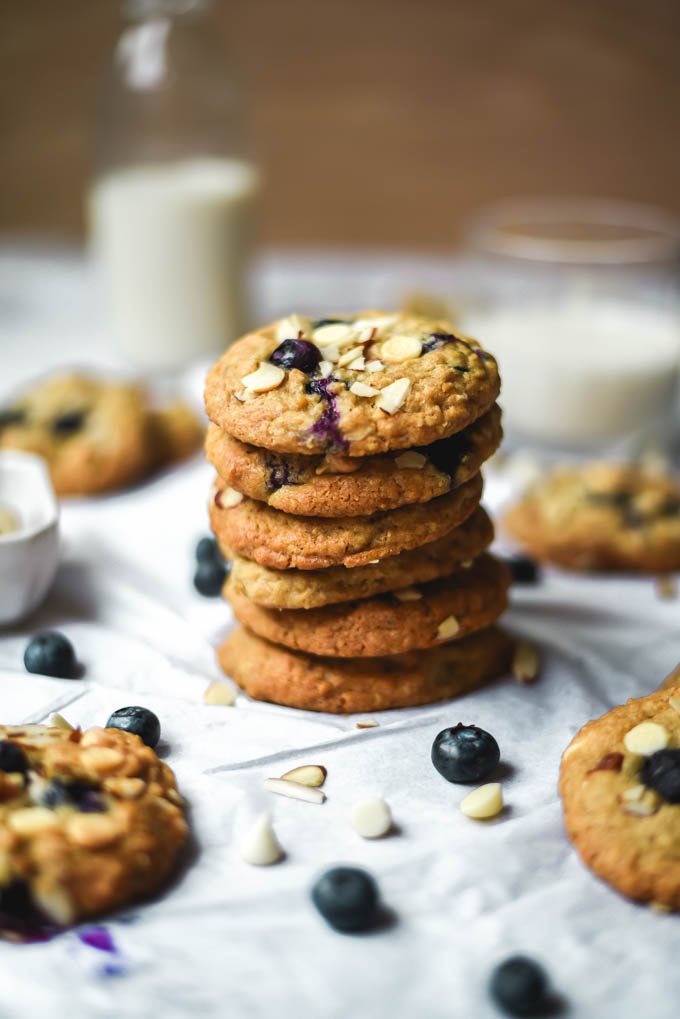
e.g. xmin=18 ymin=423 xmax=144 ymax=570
xmin=89 ymin=0 xmax=260 ymax=370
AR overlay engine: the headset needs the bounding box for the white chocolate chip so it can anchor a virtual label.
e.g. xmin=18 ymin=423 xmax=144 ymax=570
xmin=264 ymin=777 xmax=326 ymax=804
xmin=316 ymin=360 xmax=334 ymax=378
xmin=512 ymin=640 xmax=540 ymax=684
xmin=276 ymin=314 xmax=312 ymax=341
xmin=380 ymin=334 xmax=423 ymax=363
xmin=346 ymin=356 xmax=366 ymax=371
xmin=376 ymin=378 xmax=411 ymax=414
xmin=365 ymin=360 xmax=384 ymax=373
xmin=203 ymin=679 xmax=237 ymax=706
xmin=280 ymin=765 xmax=327 ymax=787
xmin=669 ymin=695 xmax=680 ymax=715
xmin=621 ymin=789 xmax=660 ymax=816
xmin=394 ymin=587 xmax=423 ymax=601
xmin=349 ymin=381 xmax=380 ymax=398
xmin=216 ymin=486 xmax=244 ymax=509
xmin=239 ymin=813 xmax=283 ymax=866
xmin=394 ymin=451 xmax=427 ymax=469
xmin=337 ymin=345 xmax=365 ymax=367
xmin=313 ymin=323 xmax=355 ymax=346
xmin=351 ymin=797 xmax=392 ymax=838
xmin=437 ymin=615 xmax=460 ymax=641
xmin=621 ymin=784 xmax=645 ymax=802
xmin=623 ymin=721 xmax=669 ymax=756
xmin=460 ymin=783 xmax=503 ymax=820
xmin=241 ymin=361 xmax=286 ymax=394
xmin=48 ymin=712 xmax=74 ymax=731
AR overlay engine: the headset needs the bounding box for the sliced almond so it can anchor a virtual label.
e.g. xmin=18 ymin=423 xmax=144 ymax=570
xmin=394 ymin=587 xmax=423 ymax=601
xmin=351 ymin=797 xmax=392 ymax=838
xmin=460 ymin=783 xmax=503 ymax=820
xmin=437 ymin=615 xmax=460 ymax=641
xmin=349 ymin=381 xmax=379 ymax=398
xmin=276 ymin=314 xmax=312 ymax=341
xmin=346 ymin=356 xmax=366 ymax=371
xmin=376 ymin=378 xmax=411 ymax=414
xmin=337 ymin=345 xmax=365 ymax=367
xmin=216 ymin=486 xmax=244 ymax=509
xmin=280 ymin=764 xmax=327 ymax=787
xmin=365 ymin=359 xmax=384 ymax=373
xmin=48 ymin=712 xmax=74 ymax=731
xmin=9 ymin=808 xmax=60 ymax=836
xmin=380 ymin=334 xmax=423 ymax=363
xmin=264 ymin=777 xmax=326 ymax=804
xmin=512 ymin=640 xmax=540 ymax=684
xmin=394 ymin=451 xmax=427 ymax=470
xmin=623 ymin=721 xmax=669 ymax=756
xmin=313 ymin=323 xmax=355 ymax=347
xmin=621 ymin=784 xmax=645 ymax=802
xmin=239 ymin=813 xmax=283 ymax=866
xmin=356 ymin=719 xmax=379 ymax=729
xmin=316 ymin=359 xmax=333 ymax=378
xmin=621 ymin=789 xmax=660 ymax=816
xmin=241 ymin=362 xmax=286 ymax=394
xmin=203 ymin=679 xmax=237 ymax=706
xmin=319 ymin=344 xmax=340 ymax=364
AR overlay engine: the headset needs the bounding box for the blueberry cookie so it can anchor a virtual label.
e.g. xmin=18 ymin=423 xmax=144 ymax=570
xmin=0 ymin=374 xmax=202 ymax=496
xmin=559 ymin=687 xmax=680 ymax=910
xmin=204 ymin=311 xmax=500 ymax=457
xmin=504 ymin=463 xmax=680 ymax=572
xmin=218 ymin=624 xmax=514 ymax=713
xmin=205 ymin=404 xmax=501 ymax=517
xmin=0 ymin=723 xmax=188 ymax=935
xmin=209 ymin=472 xmax=483 ymax=571
xmin=226 ymin=506 xmax=494 ymax=609
xmin=226 ymin=554 xmax=509 ymax=657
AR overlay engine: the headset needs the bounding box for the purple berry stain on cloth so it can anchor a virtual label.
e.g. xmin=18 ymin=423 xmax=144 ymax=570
xmin=78 ymin=925 xmax=126 ymax=976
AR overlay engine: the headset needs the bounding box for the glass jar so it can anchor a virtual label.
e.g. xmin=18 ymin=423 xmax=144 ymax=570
xmin=88 ymin=0 xmax=260 ymax=370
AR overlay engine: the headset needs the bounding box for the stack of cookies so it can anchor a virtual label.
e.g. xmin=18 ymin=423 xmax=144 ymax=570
xmin=204 ymin=311 xmax=513 ymax=714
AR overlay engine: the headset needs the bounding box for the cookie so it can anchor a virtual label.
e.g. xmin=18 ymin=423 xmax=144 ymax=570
xmin=204 ymin=311 xmax=500 ymax=457
xmin=205 ymin=404 xmax=501 ymax=517
xmin=210 ymin=471 xmax=483 ymax=571
xmin=0 ymin=373 xmax=202 ymax=496
xmin=226 ymin=553 xmax=510 ymax=657
xmin=0 ymin=723 xmax=188 ymax=935
xmin=559 ymin=687 xmax=680 ymax=910
xmin=504 ymin=463 xmax=680 ymax=572
xmin=226 ymin=506 xmax=494 ymax=609
xmin=218 ymin=625 xmax=514 ymax=713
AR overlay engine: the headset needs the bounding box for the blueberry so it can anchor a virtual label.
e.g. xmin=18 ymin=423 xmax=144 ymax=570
xmin=52 ymin=410 xmax=86 ymax=436
xmin=195 ymin=536 xmax=222 ymax=564
xmin=0 ymin=408 xmax=26 ymax=429
xmin=41 ymin=779 xmax=106 ymax=813
xmin=106 ymin=706 xmax=160 ymax=749
xmin=431 ymin=723 xmax=500 ymax=784
xmin=24 ymin=632 xmax=77 ymax=679
xmin=194 ymin=558 xmax=228 ymax=596
xmin=311 ymin=866 xmax=379 ymax=932
xmin=0 ymin=741 xmax=28 ymax=774
xmin=270 ymin=339 xmax=321 ymax=374
xmin=641 ymin=749 xmax=680 ymax=803
xmin=312 ymin=318 xmax=348 ymax=330
xmin=489 ymin=956 xmax=549 ymax=1016
xmin=504 ymin=555 xmax=541 ymax=584
xmin=421 ymin=332 xmax=455 ymax=354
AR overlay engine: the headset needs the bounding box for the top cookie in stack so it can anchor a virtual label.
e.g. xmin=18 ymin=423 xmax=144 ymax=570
xmin=205 ymin=310 xmax=512 ymax=713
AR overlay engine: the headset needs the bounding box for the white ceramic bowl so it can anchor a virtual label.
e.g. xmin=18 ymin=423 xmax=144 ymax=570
xmin=0 ymin=452 xmax=60 ymax=627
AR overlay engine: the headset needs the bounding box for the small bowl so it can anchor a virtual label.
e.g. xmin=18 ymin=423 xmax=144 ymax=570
xmin=0 ymin=452 xmax=60 ymax=627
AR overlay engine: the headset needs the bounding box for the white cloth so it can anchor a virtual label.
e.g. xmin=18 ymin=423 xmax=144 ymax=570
xmin=1 ymin=247 xmax=679 ymax=1019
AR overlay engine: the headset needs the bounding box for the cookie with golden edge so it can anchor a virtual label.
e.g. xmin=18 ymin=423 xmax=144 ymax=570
xmin=225 ymin=506 xmax=494 ymax=609
xmin=504 ymin=462 xmax=680 ymax=572
xmin=218 ymin=625 xmax=514 ymax=713
xmin=210 ymin=472 xmax=483 ymax=571
xmin=205 ymin=404 xmax=502 ymax=517
xmin=204 ymin=311 xmax=500 ymax=457
xmin=0 ymin=723 xmax=188 ymax=935
xmin=0 ymin=373 xmax=203 ymax=496
xmin=559 ymin=686 xmax=680 ymax=910
xmin=227 ymin=553 xmax=510 ymax=658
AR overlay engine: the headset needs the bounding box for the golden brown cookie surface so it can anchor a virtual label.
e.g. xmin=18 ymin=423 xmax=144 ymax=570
xmin=227 ymin=554 xmax=510 ymax=657
xmin=204 ymin=311 xmax=500 ymax=457
xmin=218 ymin=625 xmax=513 ymax=713
xmin=559 ymin=687 xmax=680 ymax=910
xmin=0 ymin=723 xmax=188 ymax=935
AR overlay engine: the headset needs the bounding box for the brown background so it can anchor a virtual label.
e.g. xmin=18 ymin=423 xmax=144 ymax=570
xmin=2 ymin=0 xmax=679 ymax=249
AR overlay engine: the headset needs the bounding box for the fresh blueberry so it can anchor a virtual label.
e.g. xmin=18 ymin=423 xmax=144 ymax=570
xmin=312 ymin=318 xmax=348 ymax=330
xmin=415 ymin=432 xmax=469 ymax=478
xmin=421 ymin=332 xmax=455 ymax=354
xmin=269 ymin=339 xmax=322 ymax=374
xmin=0 ymin=741 xmax=28 ymax=774
xmin=641 ymin=748 xmax=680 ymax=803
xmin=504 ymin=555 xmax=541 ymax=584
xmin=195 ymin=536 xmax=222 ymax=565
xmin=194 ymin=558 xmax=228 ymax=596
xmin=431 ymin=723 xmax=500 ymax=784
xmin=489 ymin=956 xmax=549 ymax=1016
xmin=0 ymin=408 xmax=26 ymax=429
xmin=24 ymin=632 xmax=77 ymax=679
xmin=41 ymin=779 xmax=106 ymax=813
xmin=311 ymin=866 xmax=379 ymax=932
xmin=52 ymin=410 xmax=86 ymax=436
xmin=106 ymin=706 xmax=160 ymax=749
